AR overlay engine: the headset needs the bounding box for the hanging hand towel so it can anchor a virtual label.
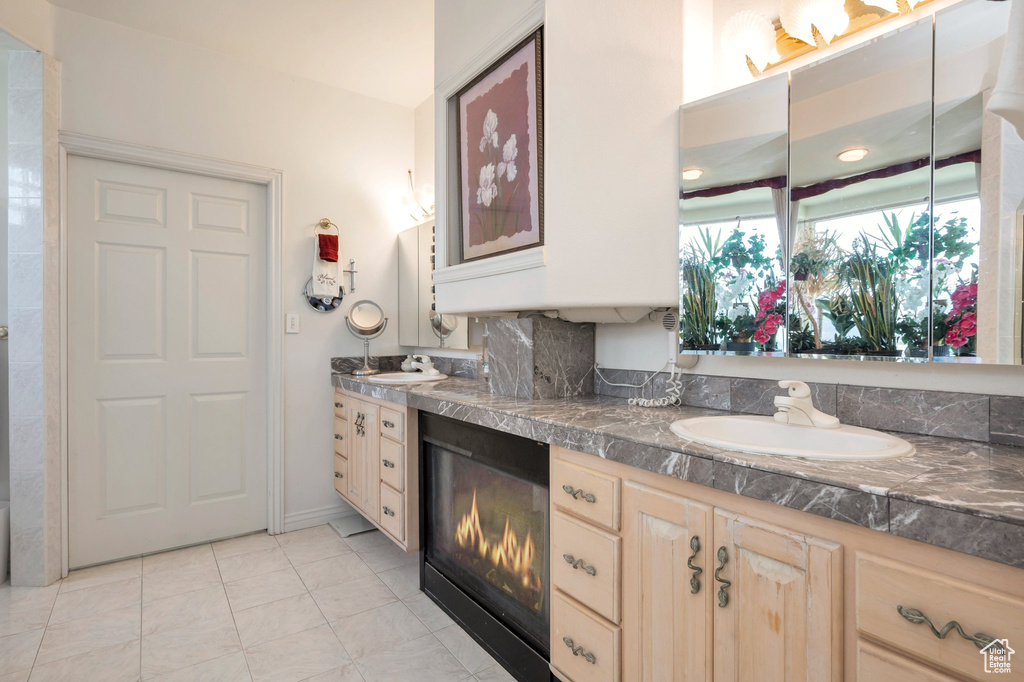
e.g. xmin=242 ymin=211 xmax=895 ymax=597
xmin=312 ymin=233 xmax=341 ymax=298
xmin=989 ymin=0 xmax=1024 ymax=138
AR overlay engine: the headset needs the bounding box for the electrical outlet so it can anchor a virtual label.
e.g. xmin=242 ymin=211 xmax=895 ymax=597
xmin=286 ymin=313 xmax=300 ymax=334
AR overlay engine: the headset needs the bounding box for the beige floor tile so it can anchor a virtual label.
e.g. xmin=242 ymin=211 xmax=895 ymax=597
xmin=354 ymin=633 xmax=470 ymax=682
xmin=330 ymin=601 xmax=428 ymax=660
xmin=223 ymin=567 xmax=306 ymax=612
xmin=473 ymin=665 xmax=516 ymax=682
xmin=61 ymin=558 xmax=141 ymax=594
xmin=340 ymin=531 xmax=391 ymax=553
xmin=48 ymin=577 xmax=141 ymax=626
xmin=243 ymin=624 xmax=350 ymax=682
xmin=311 ymin=575 xmax=397 ymax=622
xmin=141 ymin=584 xmax=232 ymax=637
xmin=403 ymin=593 xmax=455 ymax=632
xmin=27 ymin=638 xmax=140 ymax=682
xmin=354 ymin=544 xmax=417 ymax=574
xmin=434 ymin=625 xmax=497 ymax=674
xmin=216 ymin=547 xmax=292 ymax=584
xmin=211 ymin=534 xmax=278 ymax=560
xmin=233 ymin=593 xmax=325 ymax=649
xmin=0 ymin=583 xmax=60 ymax=638
xmin=0 ymin=627 xmax=44 ymax=676
xmin=150 ymin=651 xmax=250 ymax=682
xmin=279 ymin=533 xmax=351 ymax=567
xmin=294 ymin=553 xmax=373 ymax=592
xmin=302 ymin=664 xmax=365 ymax=682
xmin=275 ymin=525 xmax=341 ymax=547
xmin=143 ymin=560 xmax=222 ymax=603
xmin=141 ymin=614 xmax=241 ymax=679
xmin=142 ymin=544 xmax=216 ymax=576
xmin=0 ymin=670 xmax=30 ymax=682
xmin=374 ymin=564 xmax=419 ymax=600
xmin=34 ymin=605 xmax=139 ymax=666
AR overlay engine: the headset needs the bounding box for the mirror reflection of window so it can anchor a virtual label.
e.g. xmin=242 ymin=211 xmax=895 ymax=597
xmin=934 ymin=0 xmax=1020 ymax=365
xmin=788 ymin=19 xmax=933 ymax=361
xmin=678 ymin=74 xmax=789 ymax=357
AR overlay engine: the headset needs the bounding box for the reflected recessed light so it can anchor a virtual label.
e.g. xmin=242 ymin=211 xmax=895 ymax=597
xmin=838 ymin=147 xmax=868 ymax=163
xmin=682 ymin=168 xmax=704 ymax=180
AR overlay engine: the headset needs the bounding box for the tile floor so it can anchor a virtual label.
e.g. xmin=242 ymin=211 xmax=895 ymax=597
xmin=0 ymin=525 xmax=515 ymax=682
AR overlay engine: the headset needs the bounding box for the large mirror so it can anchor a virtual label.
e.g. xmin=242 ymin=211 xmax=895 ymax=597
xmin=678 ymin=8 xmax=1022 ymax=364
xmin=679 ymin=74 xmax=789 ymax=356
xmin=398 ymin=221 xmax=469 ymax=349
xmin=789 ymin=18 xmax=932 ymax=361
xmin=934 ymin=0 xmax=1021 ymax=364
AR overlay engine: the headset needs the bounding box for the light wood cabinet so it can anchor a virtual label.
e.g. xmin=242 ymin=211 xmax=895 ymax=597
xmin=333 ymin=388 xmax=418 ymax=552
xmin=712 ymin=510 xmax=842 ymax=682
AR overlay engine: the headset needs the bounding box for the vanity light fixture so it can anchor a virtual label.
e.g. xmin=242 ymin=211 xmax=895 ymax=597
xmin=682 ymin=168 xmax=704 ymax=181
xmin=871 ymin=0 xmax=914 ymax=15
xmin=721 ymin=11 xmax=781 ymax=77
xmin=780 ymin=0 xmax=850 ymax=48
xmin=837 ymin=147 xmax=869 ymax=163
xmin=401 ymin=169 xmax=435 ymax=221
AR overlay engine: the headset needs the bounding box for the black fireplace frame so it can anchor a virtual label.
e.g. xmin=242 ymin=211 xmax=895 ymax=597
xmin=418 ymin=413 xmax=553 ymax=682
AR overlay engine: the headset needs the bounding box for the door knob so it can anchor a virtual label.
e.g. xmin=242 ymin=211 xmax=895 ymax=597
xmin=0 ymin=326 xmax=7 ymax=340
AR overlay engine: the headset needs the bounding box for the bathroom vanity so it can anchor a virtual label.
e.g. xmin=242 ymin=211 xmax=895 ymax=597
xmin=332 ymin=371 xmax=1024 ymax=682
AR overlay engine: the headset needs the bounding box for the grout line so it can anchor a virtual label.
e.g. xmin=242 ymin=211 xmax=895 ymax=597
xmin=26 ymin=578 xmax=63 ymax=676
xmin=211 ymin=540 xmax=257 ymax=682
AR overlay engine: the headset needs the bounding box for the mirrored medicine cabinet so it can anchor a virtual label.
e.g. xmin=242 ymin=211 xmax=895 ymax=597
xmin=679 ymin=0 xmax=1023 ymax=365
xmin=398 ymin=220 xmax=470 ymax=350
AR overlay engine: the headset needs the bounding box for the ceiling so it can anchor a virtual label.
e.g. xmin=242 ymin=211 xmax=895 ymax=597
xmin=47 ymin=0 xmax=434 ymax=108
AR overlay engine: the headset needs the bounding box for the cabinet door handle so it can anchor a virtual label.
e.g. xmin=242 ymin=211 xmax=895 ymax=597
xmin=562 ymin=637 xmax=596 ymax=664
xmin=687 ymin=535 xmax=702 ymax=594
xmin=334 ymin=471 xmax=343 ymax=479
xmin=561 ymin=484 xmax=596 ymax=503
xmin=382 ymin=419 xmax=395 ymax=428
xmin=896 ymin=605 xmax=996 ymax=650
xmin=334 ymin=402 xmax=343 ymax=408
xmin=714 ymin=546 xmax=730 ymax=607
xmin=562 ymin=553 xmax=596 ymax=576
xmin=382 ymin=506 xmax=396 ymax=517
xmin=382 ymin=459 xmax=395 ymax=468
xmin=334 ymin=433 xmax=343 ymax=441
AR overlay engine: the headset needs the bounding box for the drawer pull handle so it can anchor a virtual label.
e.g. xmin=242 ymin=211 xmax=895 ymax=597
xmin=714 ymin=546 xmax=730 ymax=607
xmin=896 ymin=605 xmax=996 ymax=650
xmin=334 ymin=402 xmax=343 ymax=408
xmin=562 ymin=553 xmax=596 ymax=576
xmin=382 ymin=506 xmax=396 ymax=517
xmin=334 ymin=471 xmax=343 ymax=479
xmin=562 ymin=637 xmax=596 ymax=665
xmin=382 ymin=419 xmax=395 ymax=428
xmin=561 ymin=485 xmax=596 ymax=503
xmin=687 ymin=536 xmax=702 ymax=594
xmin=334 ymin=434 xmax=343 ymax=441
xmin=382 ymin=459 xmax=395 ymax=468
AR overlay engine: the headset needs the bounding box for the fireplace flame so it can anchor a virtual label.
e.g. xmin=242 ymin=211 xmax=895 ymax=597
xmin=454 ymin=489 xmax=541 ymax=591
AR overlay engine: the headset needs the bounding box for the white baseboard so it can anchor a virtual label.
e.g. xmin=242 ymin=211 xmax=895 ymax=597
xmin=283 ymin=504 xmax=356 ymax=533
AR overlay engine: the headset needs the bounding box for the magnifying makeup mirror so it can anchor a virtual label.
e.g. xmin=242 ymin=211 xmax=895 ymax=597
xmin=429 ymin=310 xmax=459 ymax=345
xmin=345 ymin=300 xmax=388 ymax=376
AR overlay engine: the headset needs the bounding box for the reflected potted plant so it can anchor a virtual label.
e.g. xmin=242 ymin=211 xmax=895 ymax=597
xmin=753 ymin=280 xmax=786 ymax=351
xmin=790 ymin=230 xmax=841 ymax=350
xmin=841 ymin=238 xmax=900 ymax=355
xmin=934 ymin=277 xmax=978 ymax=357
xmin=680 ymin=256 xmax=721 ymax=350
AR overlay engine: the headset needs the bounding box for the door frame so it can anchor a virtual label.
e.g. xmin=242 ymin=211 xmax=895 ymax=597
xmin=58 ymin=132 xmax=285 ymax=575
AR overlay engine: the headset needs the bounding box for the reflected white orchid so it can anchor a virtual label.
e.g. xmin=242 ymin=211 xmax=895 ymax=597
xmin=479 ymin=110 xmax=499 ymax=152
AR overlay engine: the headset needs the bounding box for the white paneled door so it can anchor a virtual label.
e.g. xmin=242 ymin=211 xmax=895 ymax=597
xmin=68 ymin=156 xmax=268 ymax=568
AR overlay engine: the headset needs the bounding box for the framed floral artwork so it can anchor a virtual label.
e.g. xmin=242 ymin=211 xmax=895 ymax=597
xmin=456 ymin=29 xmax=543 ymax=262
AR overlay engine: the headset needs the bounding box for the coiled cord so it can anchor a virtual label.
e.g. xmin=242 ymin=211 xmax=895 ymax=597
xmin=594 ymin=363 xmax=682 ymax=408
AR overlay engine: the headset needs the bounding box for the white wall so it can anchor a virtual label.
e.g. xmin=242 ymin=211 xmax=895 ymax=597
xmin=53 ymin=8 xmax=416 ymax=527
xmin=414 ymin=95 xmax=434 ymax=189
xmin=0 ymin=0 xmax=54 ymax=54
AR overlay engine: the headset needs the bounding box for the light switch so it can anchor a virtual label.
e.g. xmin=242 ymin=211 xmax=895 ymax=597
xmin=286 ymin=313 xmax=300 ymax=334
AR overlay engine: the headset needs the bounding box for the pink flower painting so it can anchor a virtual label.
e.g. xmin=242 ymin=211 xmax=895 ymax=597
xmin=458 ymin=30 xmax=543 ymax=262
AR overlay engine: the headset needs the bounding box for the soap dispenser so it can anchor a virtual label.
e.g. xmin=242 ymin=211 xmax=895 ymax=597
xmin=401 ymin=355 xmax=415 ymax=372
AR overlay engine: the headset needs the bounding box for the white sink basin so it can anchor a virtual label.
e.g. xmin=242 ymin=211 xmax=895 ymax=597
xmin=368 ymin=372 xmax=448 ymax=385
xmin=670 ymin=415 xmax=914 ymax=461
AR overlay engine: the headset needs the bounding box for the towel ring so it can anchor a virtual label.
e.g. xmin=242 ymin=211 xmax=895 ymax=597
xmin=303 ymin=277 xmax=344 ymax=313
xmin=315 ymin=217 xmax=339 ymax=235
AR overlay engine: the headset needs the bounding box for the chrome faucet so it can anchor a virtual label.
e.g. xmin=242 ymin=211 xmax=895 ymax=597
xmin=773 ymin=380 xmax=840 ymax=429
xmin=410 ymin=354 xmax=440 ymax=375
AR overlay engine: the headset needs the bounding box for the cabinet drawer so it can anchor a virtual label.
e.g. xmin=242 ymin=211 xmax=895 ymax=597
xmin=333 ymin=418 xmax=347 ymax=457
xmin=333 ymin=391 xmax=346 ymax=419
xmin=380 ymin=438 xmax=404 ymax=492
xmin=551 ymin=512 xmax=620 ymax=623
xmin=855 ymin=552 xmax=1024 ymax=681
xmin=378 ymin=483 xmax=404 ymax=542
xmin=333 ymin=455 xmax=348 ymax=496
xmin=552 ymin=591 xmax=620 ymax=682
xmin=857 ymin=640 xmax=960 ymax=682
xmin=552 ymin=459 xmax=620 ymax=531
xmin=379 ymin=407 xmax=404 ymax=443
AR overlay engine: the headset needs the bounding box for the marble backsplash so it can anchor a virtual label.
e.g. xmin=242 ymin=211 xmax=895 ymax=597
xmin=331 ymin=355 xmax=479 ymax=378
xmin=487 ymin=317 xmax=595 ymax=399
xmin=595 ymin=368 xmax=1024 ymax=448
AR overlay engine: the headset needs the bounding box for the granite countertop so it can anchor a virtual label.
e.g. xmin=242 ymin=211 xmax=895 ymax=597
xmin=332 ymin=373 xmax=1024 ymax=569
